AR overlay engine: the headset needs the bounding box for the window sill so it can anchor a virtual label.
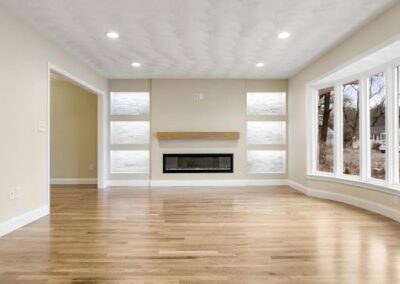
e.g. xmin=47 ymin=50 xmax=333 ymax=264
xmin=306 ymin=174 xmax=400 ymax=197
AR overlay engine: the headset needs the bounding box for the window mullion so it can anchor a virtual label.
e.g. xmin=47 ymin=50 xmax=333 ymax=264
xmin=307 ymin=86 xmax=317 ymax=174
xmin=313 ymin=89 xmax=318 ymax=174
xmin=334 ymin=84 xmax=343 ymax=177
xmin=386 ymin=67 xmax=396 ymax=185
xmin=395 ymin=67 xmax=400 ymax=185
xmin=360 ymin=76 xmax=369 ymax=181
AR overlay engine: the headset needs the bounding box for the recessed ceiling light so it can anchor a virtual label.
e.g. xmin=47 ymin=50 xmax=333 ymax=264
xmin=131 ymin=62 xmax=141 ymax=68
xmin=255 ymin=62 xmax=265 ymax=68
xmin=106 ymin=31 xmax=119 ymax=39
xmin=278 ymin=32 xmax=290 ymax=39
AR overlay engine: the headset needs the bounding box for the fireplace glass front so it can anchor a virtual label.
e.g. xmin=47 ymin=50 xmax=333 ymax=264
xmin=163 ymin=154 xmax=233 ymax=173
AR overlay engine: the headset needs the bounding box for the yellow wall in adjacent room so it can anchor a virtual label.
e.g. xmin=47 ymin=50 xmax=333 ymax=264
xmin=50 ymin=79 xmax=97 ymax=180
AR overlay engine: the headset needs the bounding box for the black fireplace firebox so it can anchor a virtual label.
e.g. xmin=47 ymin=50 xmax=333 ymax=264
xmin=163 ymin=153 xmax=234 ymax=173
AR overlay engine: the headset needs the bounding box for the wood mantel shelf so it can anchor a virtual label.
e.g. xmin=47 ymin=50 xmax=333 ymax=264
xmin=156 ymin=131 xmax=240 ymax=140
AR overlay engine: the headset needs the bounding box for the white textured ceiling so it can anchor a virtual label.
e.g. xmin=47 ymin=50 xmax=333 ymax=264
xmin=0 ymin=0 xmax=396 ymax=78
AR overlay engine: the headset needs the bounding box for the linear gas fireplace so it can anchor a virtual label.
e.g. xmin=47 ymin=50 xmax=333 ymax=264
xmin=163 ymin=153 xmax=233 ymax=173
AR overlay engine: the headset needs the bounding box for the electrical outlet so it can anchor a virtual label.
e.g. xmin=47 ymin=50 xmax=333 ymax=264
xmin=89 ymin=163 xmax=94 ymax=170
xmin=9 ymin=188 xmax=16 ymax=201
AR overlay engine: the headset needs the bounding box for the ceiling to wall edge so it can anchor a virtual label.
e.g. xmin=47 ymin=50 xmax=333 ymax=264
xmin=309 ymin=35 xmax=400 ymax=87
xmin=293 ymin=2 xmax=399 ymax=85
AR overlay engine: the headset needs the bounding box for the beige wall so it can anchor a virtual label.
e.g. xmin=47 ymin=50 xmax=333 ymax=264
xmin=0 ymin=5 xmax=107 ymax=223
xmin=108 ymin=79 xmax=151 ymax=93
xmin=288 ymin=3 xmax=400 ymax=209
xmin=152 ymin=79 xmax=246 ymax=180
xmin=50 ymin=80 xmax=97 ymax=180
xmin=109 ymin=79 xmax=288 ymax=181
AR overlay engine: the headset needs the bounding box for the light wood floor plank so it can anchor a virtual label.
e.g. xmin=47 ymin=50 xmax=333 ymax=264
xmin=0 ymin=185 xmax=400 ymax=283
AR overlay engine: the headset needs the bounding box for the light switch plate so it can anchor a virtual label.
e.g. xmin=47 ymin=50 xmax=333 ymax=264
xmin=193 ymin=93 xmax=204 ymax=101
xmin=38 ymin=120 xmax=47 ymax=132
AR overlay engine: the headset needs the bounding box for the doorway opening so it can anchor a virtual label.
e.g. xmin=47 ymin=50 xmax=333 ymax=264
xmin=47 ymin=65 xmax=107 ymax=206
xmin=50 ymin=70 xmax=98 ymax=188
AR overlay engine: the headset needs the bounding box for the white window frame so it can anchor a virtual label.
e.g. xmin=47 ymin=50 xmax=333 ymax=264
xmin=310 ymin=84 xmax=336 ymax=177
xmin=306 ymin=59 xmax=400 ymax=196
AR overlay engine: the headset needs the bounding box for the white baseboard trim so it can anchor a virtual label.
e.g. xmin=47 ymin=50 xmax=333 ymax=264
xmin=106 ymin=180 xmax=151 ymax=187
xmin=51 ymin=178 xmax=97 ymax=185
xmin=104 ymin=179 xmax=288 ymax=188
xmin=0 ymin=205 xmax=49 ymax=238
xmin=150 ymin=179 xmax=289 ymax=187
xmin=287 ymin=180 xmax=400 ymax=223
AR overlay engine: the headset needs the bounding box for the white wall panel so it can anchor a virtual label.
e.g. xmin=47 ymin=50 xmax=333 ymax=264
xmin=110 ymin=92 xmax=149 ymax=115
xmin=247 ymin=150 xmax=286 ymax=173
xmin=247 ymin=121 xmax=286 ymax=144
xmin=110 ymin=121 xmax=149 ymax=144
xmin=110 ymin=150 xmax=149 ymax=174
xmin=247 ymin=92 xmax=286 ymax=115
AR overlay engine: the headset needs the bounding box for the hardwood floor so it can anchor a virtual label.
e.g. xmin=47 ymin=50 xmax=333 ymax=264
xmin=1 ymin=185 xmax=400 ymax=283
